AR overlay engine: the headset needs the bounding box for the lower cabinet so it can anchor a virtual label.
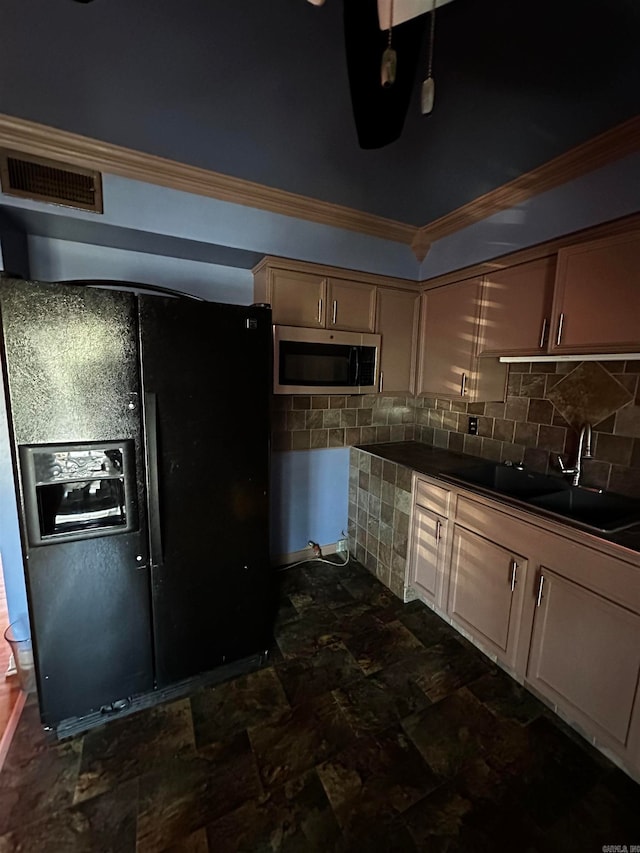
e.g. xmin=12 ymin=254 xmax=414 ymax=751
xmin=404 ymin=478 xmax=640 ymax=779
xmin=408 ymin=475 xmax=451 ymax=607
xmin=447 ymin=526 xmax=528 ymax=670
xmin=409 ymin=506 xmax=448 ymax=607
xmin=528 ymin=567 xmax=640 ymax=762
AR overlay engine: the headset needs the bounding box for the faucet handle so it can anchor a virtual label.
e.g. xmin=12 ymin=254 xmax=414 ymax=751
xmin=557 ymin=455 xmax=567 ymax=473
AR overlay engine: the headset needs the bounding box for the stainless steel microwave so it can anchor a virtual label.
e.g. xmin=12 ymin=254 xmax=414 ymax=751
xmin=273 ymin=326 xmax=381 ymax=394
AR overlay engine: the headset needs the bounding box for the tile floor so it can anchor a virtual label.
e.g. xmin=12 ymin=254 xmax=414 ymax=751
xmin=0 ymin=559 xmax=638 ymax=851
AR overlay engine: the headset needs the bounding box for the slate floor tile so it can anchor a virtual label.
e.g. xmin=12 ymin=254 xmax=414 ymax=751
xmin=190 ymin=666 xmax=289 ymax=749
xmin=401 ymin=688 xmax=501 ymax=782
xmin=0 ymin=778 xmax=138 ymax=853
xmin=340 ymin=619 xmax=424 ymax=675
xmin=1 ymin=557 xmax=638 ymax=852
xmin=466 ymin=669 xmax=545 ymax=726
xmin=75 ymin=697 xmax=195 ymax=803
xmin=316 ymin=724 xmax=441 ymax=835
xmin=410 ymin=635 xmax=495 ymax=702
xmin=396 ymin=599 xmax=458 ymax=648
xmin=249 ymin=693 xmax=357 ymax=790
xmin=274 ymin=605 xmax=339 ymax=660
xmin=0 ymin=702 xmax=83 ymax=836
xmin=136 ymin=731 xmax=262 ymax=852
xmin=205 ymin=769 xmax=341 ymax=853
xmin=274 ymin=641 xmax=362 ymax=706
xmin=331 ymin=676 xmax=404 ymax=736
xmin=162 ymin=828 xmax=210 ymax=852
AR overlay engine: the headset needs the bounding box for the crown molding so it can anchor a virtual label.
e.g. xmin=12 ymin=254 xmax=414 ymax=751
xmin=411 ymin=115 xmax=640 ymax=261
xmin=419 ymin=211 xmax=640 ymax=290
xmin=0 ymin=113 xmax=416 ymax=246
xmin=1 ymin=113 xmax=638 ymax=265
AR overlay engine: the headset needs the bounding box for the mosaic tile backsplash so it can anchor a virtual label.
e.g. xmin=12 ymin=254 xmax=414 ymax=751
xmin=274 ymin=360 xmax=640 ymax=497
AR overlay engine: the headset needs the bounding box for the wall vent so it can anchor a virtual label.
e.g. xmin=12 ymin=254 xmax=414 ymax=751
xmin=0 ymin=150 xmax=103 ymax=213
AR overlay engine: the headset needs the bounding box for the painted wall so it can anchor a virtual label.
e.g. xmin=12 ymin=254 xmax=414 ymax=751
xmin=271 ymin=448 xmax=350 ymax=558
xmin=420 ymin=152 xmax=640 ymax=279
xmin=1 ymin=174 xmax=421 ymax=281
xmin=27 ymin=237 xmax=255 ymax=304
xmin=0 ymin=356 xmax=28 ymax=625
xmin=1 ymin=0 xmax=638 ymax=225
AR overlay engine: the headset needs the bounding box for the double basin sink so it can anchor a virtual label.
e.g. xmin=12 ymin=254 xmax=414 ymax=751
xmin=444 ymin=462 xmax=640 ymax=533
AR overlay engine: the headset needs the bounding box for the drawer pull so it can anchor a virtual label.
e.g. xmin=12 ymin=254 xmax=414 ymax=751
xmin=317 ymin=298 xmax=323 ymax=325
xmin=435 ymin=519 xmax=442 ymax=544
xmin=510 ymin=558 xmax=518 ymax=592
xmin=332 ymin=300 xmax=338 ymax=325
xmin=555 ymin=313 xmax=564 ymax=346
xmin=536 ymin=573 xmax=545 ymax=607
xmin=539 ymin=317 xmax=548 ymax=349
xmin=460 ymin=373 xmax=467 ymax=396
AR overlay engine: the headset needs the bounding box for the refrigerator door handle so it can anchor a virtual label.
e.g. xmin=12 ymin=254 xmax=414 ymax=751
xmin=144 ymin=392 xmax=164 ymax=568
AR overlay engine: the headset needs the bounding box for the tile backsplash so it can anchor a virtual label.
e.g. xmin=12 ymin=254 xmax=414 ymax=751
xmin=273 ymin=360 xmax=640 ymax=497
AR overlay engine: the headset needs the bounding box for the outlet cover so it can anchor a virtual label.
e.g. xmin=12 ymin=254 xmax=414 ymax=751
xmin=468 ymin=416 xmax=478 ymax=435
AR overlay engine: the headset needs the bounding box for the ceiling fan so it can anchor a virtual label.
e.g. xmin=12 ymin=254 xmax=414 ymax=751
xmin=306 ymin=0 xmax=455 ymax=27
xmin=309 ymin=0 xmax=457 ymax=148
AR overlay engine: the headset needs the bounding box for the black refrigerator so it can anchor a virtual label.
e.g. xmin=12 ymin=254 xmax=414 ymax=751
xmin=0 ymin=277 xmax=273 ymax=730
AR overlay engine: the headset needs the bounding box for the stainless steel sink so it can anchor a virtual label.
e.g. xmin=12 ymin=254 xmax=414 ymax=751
xmin=446 ymin=463 xmax=568 ymax=500
xmin=445 ymin=461 xmax=640 ymax=533
xmin=527 ymin=488 xmax=640 ymax=532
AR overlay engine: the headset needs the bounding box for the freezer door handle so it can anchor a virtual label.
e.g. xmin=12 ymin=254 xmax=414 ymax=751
xmin=144 ymin=392 xmax=164 ymax=568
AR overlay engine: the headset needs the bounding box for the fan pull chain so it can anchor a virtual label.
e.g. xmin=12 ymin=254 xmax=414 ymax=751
xmin=421 ymin=0 xmax=436 ymax=114
xmin=381 ymin=0 xmax=397 ymax=88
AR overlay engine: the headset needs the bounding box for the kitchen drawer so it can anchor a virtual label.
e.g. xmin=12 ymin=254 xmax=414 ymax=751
xmin=414 ymin=477 xmax=450 ymax=517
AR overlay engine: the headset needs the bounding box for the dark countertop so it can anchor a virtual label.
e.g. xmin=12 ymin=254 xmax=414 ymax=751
xmin=355 ymin=441 xmax=640 ymax=557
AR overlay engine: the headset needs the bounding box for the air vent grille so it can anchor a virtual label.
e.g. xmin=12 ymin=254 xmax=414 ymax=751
xmin=0 ymin=150 xmax=103 ymax=213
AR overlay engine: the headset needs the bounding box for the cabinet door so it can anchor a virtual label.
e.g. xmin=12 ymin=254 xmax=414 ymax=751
xmin=327 ymin=279 xmax=376 ymax=332
xmin=527 ymin=568 xmax=640 ymax=757
xmin=409 ymin=506 xmax=447 ymax=607
xmin=417 ymin=280 xmax=477 ymax=398
xmin=376 ymin=288 xmax=419 ymax=394
xmin=270 ymin=269 xmax=326 ymax=327
xmin=417 ymin=279 xmax=506 ymax=402
xmin=477 ymin=257 xmax=556 ymax=357
xmin=447 ymin=526 xmax=526 ymax=669
xmin=549 ymin=230 xmax=640 ymax=354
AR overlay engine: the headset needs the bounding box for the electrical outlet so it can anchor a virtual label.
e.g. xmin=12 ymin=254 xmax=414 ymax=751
xmin=468 ymin=416 xmax=478 ymax=435
xmin=337 ymin=537 xmax=348 ymax=553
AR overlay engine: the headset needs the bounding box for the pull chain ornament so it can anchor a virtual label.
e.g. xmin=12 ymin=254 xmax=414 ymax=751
xmin=381 ymin=0 xmax=397 ymax=87
xmin=421 ymin=0 xmax=436 ymax=113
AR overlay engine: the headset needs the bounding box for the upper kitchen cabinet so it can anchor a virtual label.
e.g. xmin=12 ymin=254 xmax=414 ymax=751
xmin=253 ymin=259 xmax=379 ymax=332
xmin=259 ymin=268 xmax=326 ymax=328
xmin=477 ymin=257 xmax=556 ymax=357
xmin=549 ymin=230 xmax=640 ymax=355
xmin=375 ymin=288 xmax=419 ymax=394
xmin=417 ymin=278 xmax=507 ymax=402
xmin=326 ymin=279 xmax=376 ymax=333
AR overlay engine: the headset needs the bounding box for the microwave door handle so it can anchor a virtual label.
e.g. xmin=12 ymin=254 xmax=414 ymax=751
xmin=350 ymin=346 xmax=359 ymax=384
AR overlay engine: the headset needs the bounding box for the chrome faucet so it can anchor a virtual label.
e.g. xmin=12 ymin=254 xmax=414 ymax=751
xmin=557 ymin=422 xmax=593 ymax=486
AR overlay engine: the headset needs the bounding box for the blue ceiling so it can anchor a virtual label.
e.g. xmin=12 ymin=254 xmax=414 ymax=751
xmin=1 ymin=0 xmax=638 ymax=227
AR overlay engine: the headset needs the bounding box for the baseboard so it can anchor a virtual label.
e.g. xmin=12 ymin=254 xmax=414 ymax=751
xmin=0 ymin=690 xmax=26 ymax=774
xmin=272 ymin=541 xmax=339 ymax=568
